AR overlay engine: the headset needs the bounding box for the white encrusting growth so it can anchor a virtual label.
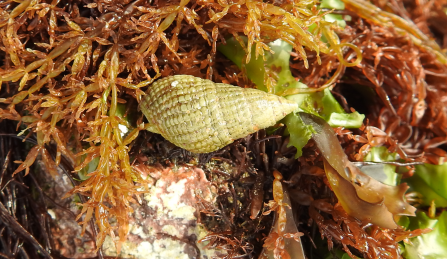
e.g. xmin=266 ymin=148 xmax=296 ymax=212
xmin=102 ymin=165 xmax=224 ymax=258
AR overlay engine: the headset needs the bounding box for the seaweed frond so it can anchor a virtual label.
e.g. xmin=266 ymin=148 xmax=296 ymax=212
xmin=0 ymin=0 xmax=340 ymax=252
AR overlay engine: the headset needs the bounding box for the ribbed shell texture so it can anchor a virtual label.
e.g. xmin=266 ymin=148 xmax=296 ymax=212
xmin=140 ymin=75 xmax=298 ymax=153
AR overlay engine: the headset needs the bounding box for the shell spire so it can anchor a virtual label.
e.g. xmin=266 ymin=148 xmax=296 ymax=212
xmin=139 ymin=75 xmax=298 ymax=153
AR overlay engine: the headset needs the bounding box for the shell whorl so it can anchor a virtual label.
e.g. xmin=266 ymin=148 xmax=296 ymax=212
xmin=139 ymin=75 xmax=298 ymax=153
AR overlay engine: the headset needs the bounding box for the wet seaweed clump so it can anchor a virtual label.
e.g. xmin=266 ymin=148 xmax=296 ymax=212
xmin=1 ymin=0 xmax=447 ymax=258
xmin=0 ymin=0 xmax=338 ymax=256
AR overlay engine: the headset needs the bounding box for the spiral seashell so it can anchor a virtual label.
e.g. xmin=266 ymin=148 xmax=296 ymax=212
xmin=139 ymin=75 xmax=298 ymax=153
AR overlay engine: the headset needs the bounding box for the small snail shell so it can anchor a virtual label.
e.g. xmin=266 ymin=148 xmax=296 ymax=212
xmin=139 ymin=75 xmax=298 ymax=153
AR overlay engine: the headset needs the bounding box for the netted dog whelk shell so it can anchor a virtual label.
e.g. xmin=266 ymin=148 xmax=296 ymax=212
xmin=139 ymin=75 xmax=298 ymax=153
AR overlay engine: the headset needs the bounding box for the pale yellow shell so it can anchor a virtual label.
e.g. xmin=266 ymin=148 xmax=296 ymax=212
xmin=139 ymin=75 xmax=298 ymax=153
